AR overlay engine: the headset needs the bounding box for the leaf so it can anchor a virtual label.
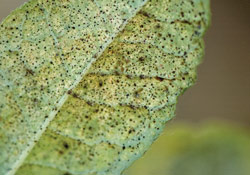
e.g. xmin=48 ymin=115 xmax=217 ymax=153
xmin=0 ymin=0 xmax=211 ymax=174
xmin=0 ymin=0 xmax=148 ymax=174
xmin=124 ymin=123 xmax=250 ymax=175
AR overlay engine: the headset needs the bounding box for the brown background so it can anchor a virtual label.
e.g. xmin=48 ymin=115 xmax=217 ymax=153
xmin=0 ymin=0 xmax=249 ymax=126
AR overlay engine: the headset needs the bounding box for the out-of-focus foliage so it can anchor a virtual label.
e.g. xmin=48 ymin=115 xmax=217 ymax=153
xmin=125 ymin=122 xmax=250 ymax=175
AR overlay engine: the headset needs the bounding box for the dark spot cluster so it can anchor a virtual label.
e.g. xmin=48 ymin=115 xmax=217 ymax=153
xmin=0 ymin=0 xmax=153 ymax=174
xmin=0 ymin=0 xmax=210 ymax=174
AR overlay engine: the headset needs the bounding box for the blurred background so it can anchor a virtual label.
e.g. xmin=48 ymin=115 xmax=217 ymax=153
xmin=0 ymin=0 xmax=249 ymax=175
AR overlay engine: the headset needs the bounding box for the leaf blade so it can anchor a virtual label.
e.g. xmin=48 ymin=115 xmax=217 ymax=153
xmin=14 ymin=0 xmax=210 ymax=174
xmin=0 ymin=0 xmax=211 ymax=174
xmin=0 ymin=0 xmax=149 ymax=174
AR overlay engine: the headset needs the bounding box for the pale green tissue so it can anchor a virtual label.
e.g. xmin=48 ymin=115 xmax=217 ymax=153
xmin=0 ymin=0 xmax=210 ymax=174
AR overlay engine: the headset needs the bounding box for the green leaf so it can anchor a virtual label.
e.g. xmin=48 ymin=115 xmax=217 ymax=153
xmin=0 ymin=0 xmax=210 ymax=174
xmin=125 ymin=123 xmax=250 ymax=175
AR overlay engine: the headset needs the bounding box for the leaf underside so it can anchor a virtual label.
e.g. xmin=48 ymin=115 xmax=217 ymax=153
xmin=0 ymin=0 xmax=210 ymax=175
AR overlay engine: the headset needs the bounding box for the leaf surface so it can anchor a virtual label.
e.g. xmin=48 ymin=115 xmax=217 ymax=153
xmin=0 ymin=0 xmax=210 ymax=174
